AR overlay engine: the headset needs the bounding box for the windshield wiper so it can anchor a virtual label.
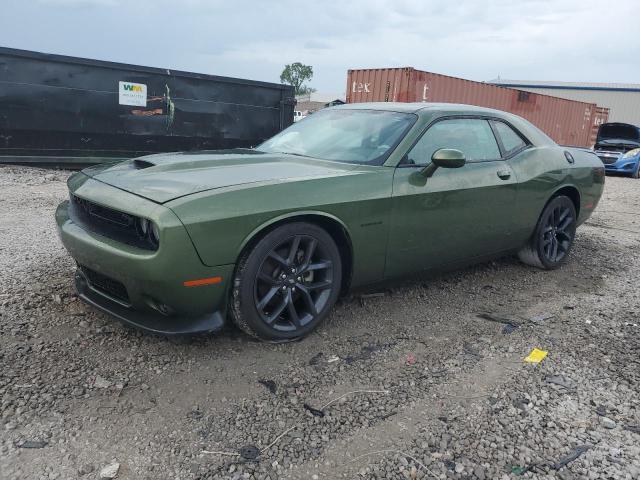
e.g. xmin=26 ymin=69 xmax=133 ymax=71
xmin=276 ymin=151 xmax=315 ymax=159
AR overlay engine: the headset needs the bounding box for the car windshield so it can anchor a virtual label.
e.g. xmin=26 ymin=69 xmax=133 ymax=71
xmin=257 ymin=109 xmax=417 ymax=164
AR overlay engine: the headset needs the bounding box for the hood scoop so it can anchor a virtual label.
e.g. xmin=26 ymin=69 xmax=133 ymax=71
xmin=132 ymin=158 xmax=156 ymax=170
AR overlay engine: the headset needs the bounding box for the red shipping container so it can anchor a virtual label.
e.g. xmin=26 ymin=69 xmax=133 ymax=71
xmin=346 ymin=67 xmax=608 ymax=147
xmin=589 ymin=106 xmax=610 ymax=148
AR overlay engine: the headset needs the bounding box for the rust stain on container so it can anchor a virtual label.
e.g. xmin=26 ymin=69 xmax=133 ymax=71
xmin=346 ymin=67 xmax=609 ymax=147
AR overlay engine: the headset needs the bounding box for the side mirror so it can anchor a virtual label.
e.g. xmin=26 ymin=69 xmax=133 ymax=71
xmin=421 ymin=149 xmax=466 ymax=178
xmin=432 ymin=149 xmax=466 ymax=168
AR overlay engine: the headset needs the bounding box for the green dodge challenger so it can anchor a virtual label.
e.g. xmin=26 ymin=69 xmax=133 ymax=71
xmin=56 ymin=103 xmax=604 ymax=340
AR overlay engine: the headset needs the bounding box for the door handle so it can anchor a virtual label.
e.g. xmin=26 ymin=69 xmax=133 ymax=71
xmin=497 ymin=169 xmax=511 ymax=180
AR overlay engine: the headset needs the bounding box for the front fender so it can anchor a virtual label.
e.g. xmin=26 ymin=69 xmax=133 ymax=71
xmin=166 ymin=168 xmax=394 ymax=287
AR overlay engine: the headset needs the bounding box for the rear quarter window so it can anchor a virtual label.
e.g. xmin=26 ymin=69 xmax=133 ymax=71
xmin=493 ymin=121 xmax=527 ymax=156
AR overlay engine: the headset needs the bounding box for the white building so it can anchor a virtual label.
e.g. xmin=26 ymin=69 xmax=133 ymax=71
xmin=294 ymin=92 xmax=345 ymax=116
xmin=294 ymin=92 xmax=345 ymax=104
xmin=488 ymin=79 xmax=640 ymax=126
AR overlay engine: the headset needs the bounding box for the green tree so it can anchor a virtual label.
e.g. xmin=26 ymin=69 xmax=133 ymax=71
xmin=280 ymin=62 xmax=316 ymax=95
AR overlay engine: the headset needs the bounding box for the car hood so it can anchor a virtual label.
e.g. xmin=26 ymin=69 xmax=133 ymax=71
xmin=595 ymin=138 xmax=640 ymax=151
xmin=81 ymin=149 xmax=360 ymax=203
xmin=596 ymin=123 xmax=640 ymax=144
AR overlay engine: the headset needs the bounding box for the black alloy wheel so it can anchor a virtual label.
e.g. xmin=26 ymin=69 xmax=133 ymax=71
xmin=231 ymin=222 xmax=342 ymax=341
xmin=254 ymin=235 xmax=334 ymax=332
xmin=518 ymin=195 xmax=577 ymax=270
xmin=539 ymin=201 xmax=575 ymax=264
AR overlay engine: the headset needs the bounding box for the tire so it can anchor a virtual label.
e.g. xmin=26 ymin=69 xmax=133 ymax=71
xmin=231 ymin=222 xmax=342 ymax=341
xmin=632 ymin=163 xmax=640 ymax=179
xmin=517 ymin=195 xmax=577 ymax=270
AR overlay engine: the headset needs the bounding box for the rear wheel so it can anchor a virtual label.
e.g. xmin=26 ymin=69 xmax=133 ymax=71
xmin=518 ymin=195 xmax=577 ymax=270
xmin=231 ymin=222 xmax=342 ymax=341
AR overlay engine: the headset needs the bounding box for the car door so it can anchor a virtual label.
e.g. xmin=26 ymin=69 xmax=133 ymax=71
xmin=385 ymin=117 xmax=519 ymax=277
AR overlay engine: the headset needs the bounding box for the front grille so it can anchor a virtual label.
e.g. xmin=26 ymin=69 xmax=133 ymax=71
xmin=80 ymin=266 xmax=130 ymax=304
xmin=69 ymin=194 xmax=157 ymax=250
xmin=598 ymin=155 xmax=619 ymax=165
xmin=595 ymin=151 xmax=620 ymax=165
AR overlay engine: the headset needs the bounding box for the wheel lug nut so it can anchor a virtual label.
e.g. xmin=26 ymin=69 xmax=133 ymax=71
xmin=281 ymin=286 xmax=287 ymax=291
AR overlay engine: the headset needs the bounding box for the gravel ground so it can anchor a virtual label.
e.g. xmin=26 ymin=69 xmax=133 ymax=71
xmin=0 ymin=165 xmax=638 ymax=480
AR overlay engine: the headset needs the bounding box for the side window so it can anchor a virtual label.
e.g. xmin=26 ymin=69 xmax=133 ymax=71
xmin=406 ymin=119 xmax=500 ymax=165
xmin=493 ymin=121 xmax=527 ymax=156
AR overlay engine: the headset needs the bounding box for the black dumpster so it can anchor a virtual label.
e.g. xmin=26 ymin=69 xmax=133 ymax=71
xmin=0 ymin=47 xmax=295 ymax=168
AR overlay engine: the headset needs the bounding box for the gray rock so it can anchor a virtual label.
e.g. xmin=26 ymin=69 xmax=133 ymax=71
xmin=99 ymin=462 xmax=119 ymax=479
xmin=600 ymin=416 xmax=616 ymax=429
xmin=558 ymin=470 xmax=574 ymax=480
xmin=77 ymin=464 xmax=94 ymax=476
xmin=93 ymin=376 xmax=112 ymax=389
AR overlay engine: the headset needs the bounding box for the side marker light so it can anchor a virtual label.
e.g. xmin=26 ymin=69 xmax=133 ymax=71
xmin=183 ymin=277 xmax=222 ymax=287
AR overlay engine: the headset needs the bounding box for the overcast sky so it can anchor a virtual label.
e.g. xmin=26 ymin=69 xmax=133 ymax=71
xmin=1 ymin=0 xmax=638 ymax=94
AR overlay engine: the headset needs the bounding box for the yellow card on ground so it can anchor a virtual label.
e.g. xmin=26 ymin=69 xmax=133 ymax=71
xmin=524 ymin=348 xmax=548 ymax=363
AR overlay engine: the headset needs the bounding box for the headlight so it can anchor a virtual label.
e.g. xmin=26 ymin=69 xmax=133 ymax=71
xmin=139 ymin=218 xmax=150 ymax=235
xmin=623 ymin=148 xmax=640 ymax=158
xmin=150 ymin=222 xmax=160 ymax=247
xmin=136 ymin=217 xmax=159 ymax=248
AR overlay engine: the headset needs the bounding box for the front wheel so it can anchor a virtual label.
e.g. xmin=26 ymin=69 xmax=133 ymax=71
xmin=231 ymin=222 xmax=342 ymax=341
xmin=632 ymin=163 xmax=640 ymax=179
xmin=518 ymin=195 xmax=577 ymax=270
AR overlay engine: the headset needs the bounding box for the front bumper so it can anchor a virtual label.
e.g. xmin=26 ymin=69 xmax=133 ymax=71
xmin=75 ymin=270 xmax=225 ymax=335
xmin=56 ymin=178 xmax=234 ymax=335
xmin=602 ymin=158 xmax=639 ymax=175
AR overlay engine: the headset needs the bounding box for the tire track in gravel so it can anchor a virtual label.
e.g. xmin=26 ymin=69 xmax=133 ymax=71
xmin=281 ymin=349 xmax=524 ymax=479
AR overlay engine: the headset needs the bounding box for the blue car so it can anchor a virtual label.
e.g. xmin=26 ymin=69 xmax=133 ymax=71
xmin=594 ymin=123 xmax=640 ymax=178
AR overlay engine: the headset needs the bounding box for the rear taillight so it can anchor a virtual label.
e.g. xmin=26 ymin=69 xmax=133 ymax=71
xmin=593 ymin=166 xmax=605 ymax=183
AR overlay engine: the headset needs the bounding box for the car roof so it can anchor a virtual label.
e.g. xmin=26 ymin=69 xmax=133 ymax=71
xmin=331 ymin=102 xmax=510 ymax=116
xmin=329 ymin=102 xmax=556 ymax=146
